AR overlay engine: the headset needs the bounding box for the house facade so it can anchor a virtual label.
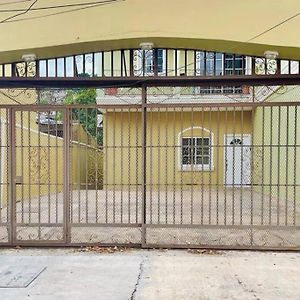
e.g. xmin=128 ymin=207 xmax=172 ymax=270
xmin=97 ymin=50 xmax=299 ymax=193
xmin=0 ymin=0 xmax=299 ymax=248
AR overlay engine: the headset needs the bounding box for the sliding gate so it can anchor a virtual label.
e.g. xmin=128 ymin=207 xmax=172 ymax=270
xmin=0 ymin=85 xmax=299 ymax=250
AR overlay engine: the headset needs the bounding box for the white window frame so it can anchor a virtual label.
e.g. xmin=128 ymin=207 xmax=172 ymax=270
xmin=178 ymin=127 xmax=214 ymax=171
xmin=134 ymin=49 xmax=166 ymax=76
xmin=195 ymin=52 xmax=248 ymax=94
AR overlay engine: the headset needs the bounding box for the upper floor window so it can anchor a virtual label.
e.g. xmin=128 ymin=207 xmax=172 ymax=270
xmin=133 ymin=49 xmax=165 ymax=76
xmin=195 ymin=52 xmax=247 ymax=94
xmin=196 ymin=52 xmax=246 ymax=76
xmin=145 ymin=49 xmax=164 ymax=74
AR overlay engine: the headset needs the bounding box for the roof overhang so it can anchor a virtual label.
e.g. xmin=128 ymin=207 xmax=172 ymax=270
xmin=0 ymin=0 xmax=300 ymax=63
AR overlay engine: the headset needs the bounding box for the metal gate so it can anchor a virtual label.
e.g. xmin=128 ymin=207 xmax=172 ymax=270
xmin=10 ymin=107 xmax=69 ymax=245
xmin=0 ymin=83 xmax=299 ymax=250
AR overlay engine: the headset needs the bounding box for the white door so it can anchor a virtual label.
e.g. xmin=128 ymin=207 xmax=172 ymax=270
xmin=224 ymin=135 xmax=251 ymax=186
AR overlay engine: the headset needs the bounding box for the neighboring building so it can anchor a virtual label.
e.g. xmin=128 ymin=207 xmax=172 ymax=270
xmin=95 ymin=50 xmax=299 ymax=193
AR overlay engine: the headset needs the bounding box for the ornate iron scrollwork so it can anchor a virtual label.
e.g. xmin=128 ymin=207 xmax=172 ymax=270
xmin=15 ymin=61 xmax=37 ymax=77
xmin=133 ymin=49 xmax=155 ymax=76
xmin=255 ymin=57 xmax=278 ymax=75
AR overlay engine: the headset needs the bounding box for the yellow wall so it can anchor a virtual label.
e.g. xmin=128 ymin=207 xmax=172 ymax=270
xmin=0 ymin=0 xmax=300 ymax=63
xmin=0 ymin=90 xmax=103 ymax=206
xmin=253 ymin=86 xmax=300 ymax=202
xmin=71 ymin=125 xmax=103 ymax=190
xmin=104 ymin=110 xmax=252 ymax=187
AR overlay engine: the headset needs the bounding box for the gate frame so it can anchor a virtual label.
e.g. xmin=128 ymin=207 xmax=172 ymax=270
xmin=9 ymin=106 xmax=70 ymax=246
xmin=0 ymin=74 xmax=300 ymax=249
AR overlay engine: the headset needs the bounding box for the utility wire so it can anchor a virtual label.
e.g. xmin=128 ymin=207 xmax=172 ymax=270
xmin=0 ymin=0 xmax=120 ymax=12
xmin=134 ymin=9 xmax=300 ymax=77
xmin=0 ymin=2 xmax=297 ymax=101
xmin=0 ymin=0 xmax=123 ymax=23
xmin=0 ymin=0 xmax=38 ymax=23
xmin=247 ymin=11 xmax=300 ymax=42
xmin=0 ymin=1 xmax=31 ymax=6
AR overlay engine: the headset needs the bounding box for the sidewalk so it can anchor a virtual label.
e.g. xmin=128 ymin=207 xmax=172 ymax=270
xmin=0 ymin=248 xmax=299 ymax=300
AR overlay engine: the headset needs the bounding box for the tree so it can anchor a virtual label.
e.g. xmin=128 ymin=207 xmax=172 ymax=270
xmin=64 ymin=87 xmax=102 ymax=146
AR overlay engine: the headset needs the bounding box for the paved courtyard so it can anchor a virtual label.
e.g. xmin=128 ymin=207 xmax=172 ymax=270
xmin=0 ymin=248 xmax=299 ymax=300
xmin=0 ymin=188 xmax=299 ymax=248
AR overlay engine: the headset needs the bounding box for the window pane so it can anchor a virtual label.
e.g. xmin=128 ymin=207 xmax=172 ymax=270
xmin=216 ymin=60 xmax=223 ymax=75
xmin=144 ymin=49 xmax=164 ymax=74
xmin=235 ymin=58 xmax=243 ymax=69
xmin=157 ymin=49 xmax=163 ymax=73
xmin=182 ymin=138 xmax=192 ymax=145
xmin=182 ymin=156 xmax=190 ymax=165
xmin=206 ymin=52 xmax=215 ymax=76
xmin=144 ymin=50 xmax=154 ymax=73
xmin=196 ymin=51 xmax=205 ymax=75
xmin=196 ymin=138 xmax=209 ymax=145
xmin=196 ymin=148 xmax=203 ymax=155
xmin=203 ymin=156 xmax=210 ymax=165
xmin=196 ymin=138 xmax=203 ymax=145
xmin=196 ymin=156 xmax=209 ymax=165
xmin=216 ymin=52 xmax=223 ymax=59
xmin=203 ymin=148 xmax=210 ymax=155
xmin=182 ymin=147 xmax=191 ymax=156
xmin=39 ymin=60 xmax=46 ymax=77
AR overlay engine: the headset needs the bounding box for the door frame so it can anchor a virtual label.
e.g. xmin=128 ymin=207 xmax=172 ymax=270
xmin=223 ymin=134 xmax=252 ymax=186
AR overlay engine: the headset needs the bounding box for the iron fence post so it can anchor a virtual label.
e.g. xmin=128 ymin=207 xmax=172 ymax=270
xmin=8 ymin=107 xmax=16 ymax=245
xmin=141 ymin=85 xmax=147 ymax=246
xmin=63 ymin=107 xmax=71 ymax=244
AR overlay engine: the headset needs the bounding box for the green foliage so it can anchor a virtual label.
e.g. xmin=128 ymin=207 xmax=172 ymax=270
xmin=65 ymin=88 xmax=102 ymax=146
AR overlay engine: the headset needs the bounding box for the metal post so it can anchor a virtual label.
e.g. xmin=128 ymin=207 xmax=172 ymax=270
xmin=129 ymin=49 xmax=134 ymax=77
xmin=141 ymin=85 xmax=147 ymax=246
xmin=8 ymin=108 xmax=16 ymax=245
xmin=63 ymin=108 xmax=71 ymax=244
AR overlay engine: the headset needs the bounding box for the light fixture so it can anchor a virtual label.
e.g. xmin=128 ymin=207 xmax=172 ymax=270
xmin=264 ymin=51 xmax=279 ymax=60
xmin=139 ymin=42 xmax=154 ymax=51
xmin=22 ymin=53 xmax=37 ymax=62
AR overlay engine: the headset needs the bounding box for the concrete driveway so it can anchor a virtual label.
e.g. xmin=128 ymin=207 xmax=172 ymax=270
xmin=0 ymin=248 xmax=299 ymax=300
xmin=1 ymin=188 xmax=299 ymax=248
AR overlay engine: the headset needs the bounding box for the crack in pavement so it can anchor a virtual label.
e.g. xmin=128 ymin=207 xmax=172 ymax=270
xmin=234 ymin=274 xmax=260 ymax=300
xmin=129 ymin=256 xmax=148 ymax=300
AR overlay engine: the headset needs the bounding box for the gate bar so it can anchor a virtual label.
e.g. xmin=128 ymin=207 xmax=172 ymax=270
xmin=1 ymin=101 xmax=300 ymax=110
xmin=141 ymin=85 xmax=147 ymax=246
xmin=1 ymin=74 xmax=300 ymax=88
xmin=8 ymin=108 xmax=16 ymax=245
xmin=63 ymin=108 xmax=71 ymax=243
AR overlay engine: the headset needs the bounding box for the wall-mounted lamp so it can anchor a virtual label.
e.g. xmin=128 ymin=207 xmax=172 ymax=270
xmin=139 ymin=42 xmax=154 ymax=51
xmin=22 ymin=53 xmax=37 ymax=62
xmin=264 ymin=51 xmax=279 ymax=60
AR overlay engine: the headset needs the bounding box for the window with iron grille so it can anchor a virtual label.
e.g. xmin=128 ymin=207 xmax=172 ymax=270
xmin=196 ymin=52 xmax=246 ymax=94
xmin=181 ymin=137 xmax=212 ymax=170
xmin=145 ymin=49 xmax=164 ymax=74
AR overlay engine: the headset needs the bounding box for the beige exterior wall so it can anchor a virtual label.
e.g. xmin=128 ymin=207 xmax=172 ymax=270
xmin=253 ymin=86 xmax=300 ymax=201
xmin=0 ymin=92 xmax=103 ymax=207
xmin=104 ymin=110 xmax=252 ymax=187
xmin=0 ymin=0 xmax=300 ymax=63
xmin=71 ymin=125 xmax=103 ymax=190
